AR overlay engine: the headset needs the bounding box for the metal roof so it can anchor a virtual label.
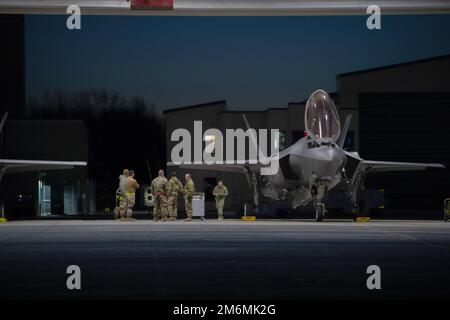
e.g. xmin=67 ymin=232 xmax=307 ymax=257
xmin=1 ymin=1 xmax=450 ymax=15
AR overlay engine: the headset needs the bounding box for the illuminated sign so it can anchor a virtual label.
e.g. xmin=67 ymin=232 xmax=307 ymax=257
xmin=131 ymin=0 xmax=173 ymax=10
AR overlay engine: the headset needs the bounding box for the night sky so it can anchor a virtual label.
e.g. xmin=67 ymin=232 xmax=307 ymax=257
xmin=25 ymin=14 xmax=450 ymax=112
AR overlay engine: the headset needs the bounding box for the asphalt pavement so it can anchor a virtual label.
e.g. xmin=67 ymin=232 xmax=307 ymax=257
xmin=0 ymin=219 xmax=449 ymax=299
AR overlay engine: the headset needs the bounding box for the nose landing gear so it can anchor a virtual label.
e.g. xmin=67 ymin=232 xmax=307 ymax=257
xmin=311 ymin=181 xmax=326 ymax=222
xmin=315 ymin=203 xmax=325 ymax=222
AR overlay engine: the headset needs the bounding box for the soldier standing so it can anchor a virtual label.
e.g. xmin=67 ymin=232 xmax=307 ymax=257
xmin=119 ymin=169 xmax=129 ymax=195
xmin=151 ymin=169 xmax=169 ymax=222
xmin=213 ymin=180 xmax=228 ymax=220
xmin=116 ymin=169 xmax=129 ymax=220
xmin=167 ymin=172 xmax=183 ymax=221
xmin=121 ymin=170 xmax=139 ymax=221
xmin=183 ymin=173 xmax=195 ymax=222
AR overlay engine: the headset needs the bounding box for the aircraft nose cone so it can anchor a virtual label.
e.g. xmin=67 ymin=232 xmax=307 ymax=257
xmin=307 ymin=146 xmax=345 ymax=177
xmin=323 ymin=148 xmax=335 ymax=161
xmin=316 ymin=147 xmax=343 ymax=162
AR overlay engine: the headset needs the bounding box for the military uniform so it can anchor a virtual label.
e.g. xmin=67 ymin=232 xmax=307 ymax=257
xmin=116 ymin=173 xmax=129 ymax=219
xmin=119 ymin=174 xmax=128 ymax=195
xmin=120 ymin=176 xmax=139 ymax=219
xmin=213 ymin=185 xmax=228 ymax=219
xmin=183 ymin=178 xmax=195 ymax=220
xmin=167 ymin=176 xmax=183 ymax=220
xmin=151 ymin=175 xmax=168 ymax=221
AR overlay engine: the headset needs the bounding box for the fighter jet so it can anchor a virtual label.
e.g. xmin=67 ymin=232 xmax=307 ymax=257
xmin=170 ymin=89 xmax=444 ymax=221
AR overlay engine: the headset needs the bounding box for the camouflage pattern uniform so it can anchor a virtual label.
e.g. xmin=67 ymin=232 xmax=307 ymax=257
xmin=151 ymin=175 xmax=168 ymax=221
xmin=121 ymin=176 xmax=139 ymax=219
xmin=213 ymin=185 xmax=228 ymax=219
xmin=119 ymin=194 xmax=127 ymax=219
xmin=167 ymin=176 xmax=183 ymax=220
xmin=183 ymin=178 xmax=195 ymax=220
xmin=116 ymin=171 xmax=129 ymax=219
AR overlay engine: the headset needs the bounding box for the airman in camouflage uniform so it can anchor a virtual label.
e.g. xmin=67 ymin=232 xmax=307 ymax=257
xmin=183 ymin=173 xmax=195 ymax=221
xmin=212 ymin=180 xmax=228 ymax=220
xmin=121 ymin=170 xmax=139 ymax=221
xmin=115 ymin=169 xmax=129 ymax=220
xmin=151 ymin=169 xmax=168 ymax=222
xmin=167 ymin=172 xmax=183 ymax=221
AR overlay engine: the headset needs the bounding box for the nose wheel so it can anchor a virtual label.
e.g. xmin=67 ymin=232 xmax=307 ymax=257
xmin=315 ymin=203 xmax=324 ymax=222
xmin=311 ymin=179 xmax=327 ymax=222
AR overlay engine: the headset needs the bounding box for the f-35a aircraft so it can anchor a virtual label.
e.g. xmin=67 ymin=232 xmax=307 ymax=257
xmin=172 ymin=89 xmax=444 ymax=221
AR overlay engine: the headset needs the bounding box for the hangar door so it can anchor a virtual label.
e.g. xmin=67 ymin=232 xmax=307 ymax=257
xmin=359 ymin=92 xmax=450 ymax=211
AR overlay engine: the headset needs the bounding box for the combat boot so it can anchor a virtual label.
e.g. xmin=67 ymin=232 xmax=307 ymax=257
xmin=169 ymin=217 xmax=176 ymax=221
xmin=184 ymin=217 xmax=192 ymax=222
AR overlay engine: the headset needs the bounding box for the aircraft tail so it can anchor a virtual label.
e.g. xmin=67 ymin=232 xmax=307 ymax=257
xmin=337 ymin=114 xmax=352 ymax=149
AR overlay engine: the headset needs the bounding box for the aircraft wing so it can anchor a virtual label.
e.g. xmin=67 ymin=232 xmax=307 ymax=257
xmin=0 ymin=159 xmax=87 ymax=174
xmin=344 ymin=152 xmax=444 ymax=195
xmin=356 ymin=160 xmax=444 ymax=173
xmin=345 ymin=151 xmax=444 ymax=176
xmin=167 ymin=161 xmax=249 ymax=174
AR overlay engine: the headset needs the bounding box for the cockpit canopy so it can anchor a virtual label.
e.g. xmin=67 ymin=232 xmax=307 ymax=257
xmin=305 ymin=89 xmax=341 ymax=145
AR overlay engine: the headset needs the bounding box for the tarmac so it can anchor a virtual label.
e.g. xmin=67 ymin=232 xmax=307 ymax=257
xmin=0 ymin=219 xmax=449 ymax=299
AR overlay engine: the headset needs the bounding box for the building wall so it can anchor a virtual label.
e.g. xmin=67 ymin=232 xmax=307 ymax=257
xmin=337 ymin=56 xmax=450 ymax=94
xmin=337 ymin=56 xmax=450 ymax=210
xmin=3 ymin=120 xmax=88 ymax=161
xmin=165 ymin=101 xmax=226 ymax=164
xmin=358 ymin=92 xmax=450 ymax=210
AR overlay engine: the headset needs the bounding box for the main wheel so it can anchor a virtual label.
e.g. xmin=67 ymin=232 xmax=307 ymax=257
xmin=315 ymin=206 xmax=323 ymax=222
xmin=352 ymin=205 xmax=359 ymax=221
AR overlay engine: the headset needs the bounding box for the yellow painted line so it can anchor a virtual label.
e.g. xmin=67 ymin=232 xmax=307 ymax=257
xmin=0 ymin=218 xmax=7 ymax=223
xmin=356 ymin=217 xmax=371 ymax=222
xmin=241 ymin=216 xmax=256 ymax=221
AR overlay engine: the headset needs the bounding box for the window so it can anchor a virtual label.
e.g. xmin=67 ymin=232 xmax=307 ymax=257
xmin=274 ymin=130 xmax=286 ymax=151
xmin=204 ymin=134 xmax=216 ymax=157
xmin=38 ymin=179 xmax=51 ymax=216
xmin=64 ymin=185 xmax=78 ymax=215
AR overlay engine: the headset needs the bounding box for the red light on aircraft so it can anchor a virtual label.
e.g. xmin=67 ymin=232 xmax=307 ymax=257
xmin=131 ymin=0 xmax=173 ymax=10
xmin=304 ymin=130 xmax=309 ymax=137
